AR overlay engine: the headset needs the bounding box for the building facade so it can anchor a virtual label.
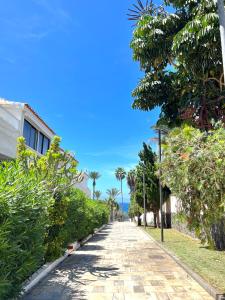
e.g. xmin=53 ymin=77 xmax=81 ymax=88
xmin=0 ymin=99 xmax=55 ymax=159
xmin=0 ymin=98 xmax=91 ymax=197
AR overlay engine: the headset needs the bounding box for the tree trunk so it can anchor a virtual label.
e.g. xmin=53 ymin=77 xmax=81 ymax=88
xmin=137 ymin=214 xmax=141 ymax=226
xmin=110 ymin=206 xmax=113 ymax=222
xmin=153 ymin=212 xmax=157 ymax=228
xmin=211 ymin=218 xmax=225 ymax=250
xmin=121 ymin=179 xmax=123 ymax=221
xmin=93 ymin=182 xmax=95 ymax=200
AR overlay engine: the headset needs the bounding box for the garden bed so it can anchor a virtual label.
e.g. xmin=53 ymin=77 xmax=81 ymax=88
xmin=145 ymin=227 xmax=225 ymax=293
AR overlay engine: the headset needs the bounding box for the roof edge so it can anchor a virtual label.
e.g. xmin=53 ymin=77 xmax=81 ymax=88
xmin=24 ymin=103 xmax=55 ymax=135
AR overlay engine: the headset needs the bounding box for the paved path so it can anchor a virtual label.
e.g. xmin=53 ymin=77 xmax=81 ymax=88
xmin=23 ymin=222 xmax=213 ymax=300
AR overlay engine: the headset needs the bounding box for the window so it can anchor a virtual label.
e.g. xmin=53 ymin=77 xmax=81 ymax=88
xmin=23 ymin=120 xmax=38 ymax=150
xmin=42 ymin=136 xmax=50 ymax=154
xmin=38 ymin=132 xmax=44 ymax=153
xmin=23 ymin=120 xmax=51 ymax=154
xmin=38 ymin=132 xmax=50 ymax=155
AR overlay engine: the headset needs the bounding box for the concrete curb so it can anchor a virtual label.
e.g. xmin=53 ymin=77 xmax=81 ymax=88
xmin=140 ymin=227 xmax=225 ymax=300
xmin=22 ymin=223 xmax=108 ymax=295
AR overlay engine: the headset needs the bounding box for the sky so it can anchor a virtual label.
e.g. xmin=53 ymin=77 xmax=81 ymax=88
xmin=0 ymin=0 xmax=160 ymax=202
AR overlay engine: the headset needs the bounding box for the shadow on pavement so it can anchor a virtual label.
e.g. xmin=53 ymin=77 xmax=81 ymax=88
xmin=22 ymin=225 xmax=120 ymax=300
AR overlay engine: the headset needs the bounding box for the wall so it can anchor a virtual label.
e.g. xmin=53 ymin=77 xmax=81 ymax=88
xmin=74 ymin=172 xmax=91 ymax=198
xmin=0 ymin=102 xmax=24 ymax=159
xmin=0 ymin=100 xmax=55 ymax=159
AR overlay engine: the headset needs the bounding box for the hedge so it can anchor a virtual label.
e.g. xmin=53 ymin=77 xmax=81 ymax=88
xmin=0 ymin=137 xmax=109 ymax=299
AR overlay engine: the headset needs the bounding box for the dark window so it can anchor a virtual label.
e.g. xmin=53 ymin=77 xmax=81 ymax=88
xmin=38 ymin=132 xmax=44 ymax=153
xmin=42 ymin=136 xmax=50 ymax=154
xmin=23 ymin=120 xmax=38 ymax=150
xmin=38 ymin=132 xmax=50 ymax=154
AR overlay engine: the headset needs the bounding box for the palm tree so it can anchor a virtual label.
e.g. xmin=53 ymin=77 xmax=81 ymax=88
xmin=94 ymin=190 xmax=102 ymax=200
xmin=106 ymin=188 xmax=120 ymax=201
xmin=88 ymin=171 xmax=101 ymax=200
xmin=127 ymin=169 xmax=136 ymax=194
xmin=106 ymin=188 xmax=120 ymax=221
xmin=115 ymin=167 xmax=126 ymax=212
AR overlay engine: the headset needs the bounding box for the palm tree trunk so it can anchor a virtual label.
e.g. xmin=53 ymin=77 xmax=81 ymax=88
xmin=121 ymin=179 xmax=123 ymax=210
xmin=110 ymin=205 xmax=113 ymax=222
xmin=120 ymin=179 xmax=124 ymax=221
xmin=93 ymin=182 xmax=95 ymax=200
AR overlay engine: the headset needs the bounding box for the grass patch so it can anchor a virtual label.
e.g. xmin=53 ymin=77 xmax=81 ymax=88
xmin=145 ymin=227 xmax=225 ymax=293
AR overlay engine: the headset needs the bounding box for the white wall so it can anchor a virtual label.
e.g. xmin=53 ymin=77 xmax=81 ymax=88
xmin=0 ymin=102 xmax=24 ymax=159
xmin=140 ymin=212 xmax=155 ymax=225
xmin=74 ymin=172 xmax=91 ymax=198
xmin=0 ymin=100 xmax=55 ymax=159
xmin=170 ymin=195 xmax=181 ymax=214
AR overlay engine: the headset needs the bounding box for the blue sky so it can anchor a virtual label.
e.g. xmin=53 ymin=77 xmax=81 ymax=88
xmin=0 ymin=0 xmax=160 ymax=202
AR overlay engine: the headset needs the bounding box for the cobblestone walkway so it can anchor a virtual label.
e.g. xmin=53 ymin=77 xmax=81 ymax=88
xmin=23 ymin=222 xmax=213 ymax=300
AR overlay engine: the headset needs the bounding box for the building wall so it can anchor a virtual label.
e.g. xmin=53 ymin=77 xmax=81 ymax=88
xmin=0 ymin=99 xmax=91 ymax=198
xmin=170 ymin=195 xmax=182 ymax=214
xmin=74 ymin=172 xmax=91 ymax=198
xmin=0 ymin=102 xmax=24 ymax=159
xmin=0 ymin=100 xmax=55 ymax=159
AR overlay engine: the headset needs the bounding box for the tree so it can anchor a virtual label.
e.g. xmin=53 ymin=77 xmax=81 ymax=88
xmin=160 ymin=124 xmax=225 ymax=250
xmin=115 ymin=167 xmax=126 ymax=210
xmin=106 ymin=188 xmax=120 ymax=221
xmin=127 ymin=170 xmax=136 ymax=194
xmin=94 ymin=191 xmax=102 ymax=200
xmin=89 ymin=171 xmax=101 ymax=200
xmin=128 ymin=143 xmax=170 ymax=227
xmin=128 ymin=193 xmax=143 ymax=224
xmin=130 ymin=0 xmax=225 ymax=128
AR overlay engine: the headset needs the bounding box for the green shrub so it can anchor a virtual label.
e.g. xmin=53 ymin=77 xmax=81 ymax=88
xmin=0 ymin=137 xmax=109 ymax=299
xmin=160 ymin=124 xmax=225 ymax=249
xmin=0 ymin=161 xmax=50 ymax=299
xmin=61 ymin=190 xmax=109 ymax=246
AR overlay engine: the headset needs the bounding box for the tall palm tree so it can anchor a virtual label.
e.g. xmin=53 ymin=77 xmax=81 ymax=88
xmin=106 ymin=188 xmax=120 ymax=221
xmin=115 ymin=167 xmax=126 ymax=212
xmin=94 ymin=190 xmax=102 ymax=200
xmin=88 ymin=171 xmax=101 ymax=200
xmin=127 ymin=169 xmax=136 ymax=194
xmin=106 ymin=188 xmax=120 ymax=201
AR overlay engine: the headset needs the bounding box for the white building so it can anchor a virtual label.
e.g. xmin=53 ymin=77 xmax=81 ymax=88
xmin=0 ymin=98 xmax=91 ymax=197
xmin=75 ymin=172 xmax=91 ymax=198
xmin=0 ymin=99 xmax=55 ymax=159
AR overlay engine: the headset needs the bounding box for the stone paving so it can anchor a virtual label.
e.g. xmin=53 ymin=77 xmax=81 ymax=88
xmin=23 ymin=222 xmax=213 ymax=300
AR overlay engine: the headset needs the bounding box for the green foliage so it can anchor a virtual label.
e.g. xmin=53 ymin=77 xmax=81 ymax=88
xmin=130 ymin=0 xmax=225 ymax=127
xmin=0 ymin=137 xmax=109 ymax=299
xmin=106 ymin=188 xmax=120 ymax=221
xmin=94 ymin=190 xmax=102 ymax=200
xmin=115 ymin=167 xmax=127 ymax=205
xmin=17 ymin=136 xmax=83 ymax=262
xmin=128 ymin=143 xmax=170 ymax=223
xmin=115 ymin=167 xmax=126 ymax=181
xmin=0 ymin=161 xmax=50 ymax=299
xmin=127 ymin=170 xmax=136 ymax=194
xmin=160 ymin=124 xmax=225 ymax=249
xmin=128 ymin=193 xmax=143 ymax=218
xmin=61 ymin=189 xmax=109 ymax=245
